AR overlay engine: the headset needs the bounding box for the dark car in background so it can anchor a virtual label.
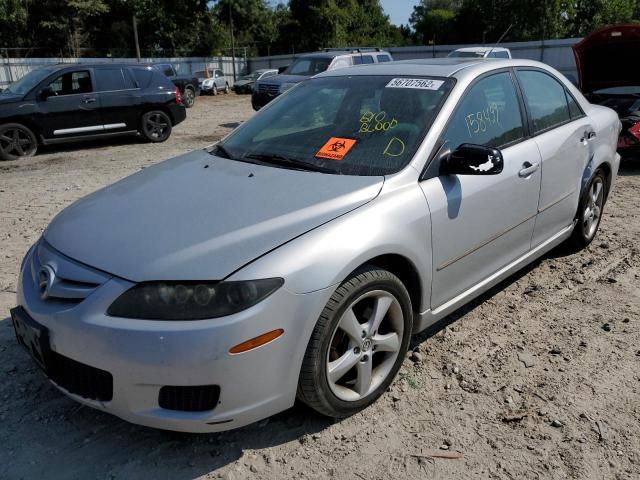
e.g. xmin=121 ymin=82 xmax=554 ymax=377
xmin=154 ymin=63 xmax=199 ymax=108
xmin=251 ymin=48 xmax=393 ymax=110
xmin=233 ymin=69 xmax=278 ymax=94
xmin=0 ymin=63 xmax=186 ymax=161
xmin=573 ymin=24 xmax=640 ymax=156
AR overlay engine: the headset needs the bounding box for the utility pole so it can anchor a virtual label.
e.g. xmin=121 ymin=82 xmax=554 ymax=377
xmin=229 ymin=1 xmax=236 ymax=82
xmin=132 ymin=14 xmax=141 ymax=61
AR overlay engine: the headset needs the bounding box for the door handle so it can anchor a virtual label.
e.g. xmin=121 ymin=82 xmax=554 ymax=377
xmin=518 ymin=162 xmax=539 ymax=178
xmin=82 ymin=97 xmax=97 ymax=104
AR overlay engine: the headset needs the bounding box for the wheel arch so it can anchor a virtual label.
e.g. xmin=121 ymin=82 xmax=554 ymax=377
xmin=358 ymin=254 xmax=423 ymax=314
xmin=0 ymin=117 xmax=43 ymax=143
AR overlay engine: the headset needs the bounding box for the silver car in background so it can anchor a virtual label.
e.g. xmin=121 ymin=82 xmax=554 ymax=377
xmin=12 ymin=58 xmax=620 ymax=433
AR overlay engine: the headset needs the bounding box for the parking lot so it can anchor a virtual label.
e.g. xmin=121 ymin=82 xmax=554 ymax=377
xmin=0 ymin=93 xmax=639 ymax=479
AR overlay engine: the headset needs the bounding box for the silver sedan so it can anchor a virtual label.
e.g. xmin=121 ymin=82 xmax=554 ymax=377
xmin=12 ymin=58 xmax=620 ymax=432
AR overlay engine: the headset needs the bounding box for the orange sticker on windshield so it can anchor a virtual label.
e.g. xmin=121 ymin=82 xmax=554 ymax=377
xmin=315 ymin=137 xmax=356 ymax=161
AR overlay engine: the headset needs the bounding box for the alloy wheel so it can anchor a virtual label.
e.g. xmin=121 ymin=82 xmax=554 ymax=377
xmin=0 ymin=126 xmax=36 ymax=159
xmin=326 ymin=290 xmax=404 ymax=402
xmin=184 ymin=89 xmax=195 ymax=107
xmin=583 ymin=177 xmax=604 ymax=240
xmin=144 ymin=113 xmax=169 ymax=140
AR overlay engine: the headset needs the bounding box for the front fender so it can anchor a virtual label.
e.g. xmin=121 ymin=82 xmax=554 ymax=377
xmin=227 ymin=182 xmax=432 ymax=312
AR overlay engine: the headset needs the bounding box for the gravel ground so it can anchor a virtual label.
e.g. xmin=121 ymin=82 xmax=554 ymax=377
xmin=0 ymin=94 xmax=638 ymax=480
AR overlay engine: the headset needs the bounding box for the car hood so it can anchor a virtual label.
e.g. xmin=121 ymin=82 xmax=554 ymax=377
xmin=235 ymin=79 xmax=254 ymax=86
xmin=573 ymin=24 xmax=640 ymax=95
xmin=0 ymin=92 xmax=23 ymax=105
xmin=44 ymin=149 xmax=384 ymax=282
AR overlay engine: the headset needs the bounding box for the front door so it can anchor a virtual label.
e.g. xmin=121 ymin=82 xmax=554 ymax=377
xmin=36 ymin=69 xmax=102 ymax=139
xmin=515 ymin=69 xmax=594 ymax=247
xmin=421 ymin=70 xmax=542 ymax=309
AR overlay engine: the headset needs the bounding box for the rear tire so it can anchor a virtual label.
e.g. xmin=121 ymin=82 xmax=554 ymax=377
xmin=140 ymin=111 xmax=172 ymax=143
xmin=298 ymin=265 xmax=413 ymax=418
xmin=0 ymin=123 xmax=37 ymax=161
xmin=183 ymin=87 xmax=195 ymax=108
xmin=565 ymin=169 xmax=606 ymax=250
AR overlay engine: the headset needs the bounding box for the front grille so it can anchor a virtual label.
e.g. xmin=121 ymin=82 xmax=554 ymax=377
xmin=48 ymin=351 xmax=113 ymax=402
xmin=30 ymin=241 xmax=110 ymax=304
xmin=159 ymin=385 xmax=220 ymax=412
xmin=257 ymin=83 xmax=279 ymax=95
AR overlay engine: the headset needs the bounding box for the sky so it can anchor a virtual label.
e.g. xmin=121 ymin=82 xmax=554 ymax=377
xmin=380 ymin=0 xmax=419 ymax=26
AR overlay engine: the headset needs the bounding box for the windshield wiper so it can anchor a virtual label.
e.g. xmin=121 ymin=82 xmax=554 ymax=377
xmin=244 ymin=153 xmax=336 ymax=173
xmin=211 ymin=144 xmax=234 ymax=159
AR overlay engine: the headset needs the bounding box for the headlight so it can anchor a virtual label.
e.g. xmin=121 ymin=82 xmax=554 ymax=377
xmin=202 ymin=79 xmax=213 ymax=86
xmin=107 ymin=278 xmax=284 ymax=320
xmin=279 ymin=82 xmax=296 ymax=93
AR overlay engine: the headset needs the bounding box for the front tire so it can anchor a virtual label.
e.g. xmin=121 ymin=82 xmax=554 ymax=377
xmin=140 ymin=111 xmax=172 ymax=143
xmin=0 ymin=123 xmax=38 ymax=161
xmin=298 ymin=265 xmax=413 ymax=418
xmin=212 ymin=85 xmax=218 ymax=96
xmin=224 ymin=83 xmax=230 ymax=94
xmin=565 ymin=169 xmax=606 ymax=250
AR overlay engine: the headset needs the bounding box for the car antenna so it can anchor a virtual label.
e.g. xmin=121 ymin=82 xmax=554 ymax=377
xmin=486 ymin=24 xmax=513 ymax=57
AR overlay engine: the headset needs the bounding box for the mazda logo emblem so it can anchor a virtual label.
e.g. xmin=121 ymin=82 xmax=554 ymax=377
xmin=38 ymin=264 xmax=56 ymax=300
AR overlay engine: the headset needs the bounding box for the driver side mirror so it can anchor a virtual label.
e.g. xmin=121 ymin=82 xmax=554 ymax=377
xmin=38 ymin=86 xmax=55 ymax=100
xmin=278 ymin=65 xmax=288 ymax=74
xmin=440 ymin=143 xmax=504 ymax=176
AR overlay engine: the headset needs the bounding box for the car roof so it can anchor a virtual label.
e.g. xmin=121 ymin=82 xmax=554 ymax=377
xmin=314 ymin=58 xmax=556 ymax=81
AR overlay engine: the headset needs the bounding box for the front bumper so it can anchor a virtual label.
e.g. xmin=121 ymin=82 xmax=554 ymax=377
xmin=16 ymin=245 xmax=332 ymax=433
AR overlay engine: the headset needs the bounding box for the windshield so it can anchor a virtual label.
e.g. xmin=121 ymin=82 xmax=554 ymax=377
xmin=241 ymin=72 xmax=260 ymax=81
xmin=285 ymin=58 xmax=332 ymax=76
xmin=4 ymin=68 xmax=53 ymax=95
xmin=218 ymin=75 xmax=454 ymax=176
xmin=448 ymin=50 xmax=485 ymax=58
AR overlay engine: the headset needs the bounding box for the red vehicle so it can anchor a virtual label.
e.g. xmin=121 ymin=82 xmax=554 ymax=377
xmin=573 ymin=24 xmax=640 ymax=156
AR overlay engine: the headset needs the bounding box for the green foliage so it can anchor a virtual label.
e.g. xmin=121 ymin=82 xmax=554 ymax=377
xmin=0 ymin=0 xmax=639 ymax=57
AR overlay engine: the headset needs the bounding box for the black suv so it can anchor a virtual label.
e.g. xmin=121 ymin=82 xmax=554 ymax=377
xmin=0 ymin=63 xmax=187 ymax=161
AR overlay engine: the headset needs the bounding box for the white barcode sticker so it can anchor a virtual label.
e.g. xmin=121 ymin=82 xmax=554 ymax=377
xmin=386 ymin=78 xmax=444 ymax=90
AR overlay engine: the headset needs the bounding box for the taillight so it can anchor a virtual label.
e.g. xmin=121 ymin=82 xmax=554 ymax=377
xmin=629 ymin=121 xmax=640 ymax=141
xmin=175 ymin=86 xmax=183 ymax=105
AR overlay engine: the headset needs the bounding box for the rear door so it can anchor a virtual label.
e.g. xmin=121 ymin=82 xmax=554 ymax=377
xmin=515 ymin=69 xmax=593 ymax=247
xmin=214 ymin=70 xmax=226 ymax=89
xmin=421 ymin=70 xmax=542 ymax=309
xmin=37 ymin=69 xmax=103 ymax=139
xmin=93 ymin=67 xmax=140 ymax=132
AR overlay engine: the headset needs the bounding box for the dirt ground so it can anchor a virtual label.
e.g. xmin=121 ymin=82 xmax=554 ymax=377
xmin=0 ymin=94 xmax=638 ymax=480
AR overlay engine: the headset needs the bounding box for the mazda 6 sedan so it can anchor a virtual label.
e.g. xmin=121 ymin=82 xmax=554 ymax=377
xmin=12 ymin=58 xmax=620 ymax=433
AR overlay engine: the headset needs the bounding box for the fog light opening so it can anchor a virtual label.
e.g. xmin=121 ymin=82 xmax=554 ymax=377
xmin=229 ymin=329 xmax=284 ymax=354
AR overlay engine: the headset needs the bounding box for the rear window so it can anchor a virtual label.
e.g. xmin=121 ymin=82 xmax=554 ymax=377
xmin=354 ymin=55 xmax=375 ymax=65
xmin=377 ymin=54 xmax=391 ymax=62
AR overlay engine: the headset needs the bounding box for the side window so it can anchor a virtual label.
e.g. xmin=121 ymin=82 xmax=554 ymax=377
xmin=48 ymin=70 xmax=92 ymax=95
xmin=131 ymin=68 xmax=153 ymax=88
xmin=377 ymin=54 xmax=391 ymax=62
xmin=215 ymin=70 xmax=223 ymax=78
xmin=331 ymin=57 xmax=351 ymax=70
xmin=495 ymin=51 xmax=510 ymax=59
xmin=566 ymin=90 xmax=583 ymax=119
xmin=442 ymin=72 xmax=524 ymax=149
xmin=517 ymin=70 xmax=571 ymax=133
xmin=95 ymin=68 xmax=126 ymax=91
xmin=159 ymin=65 xmax=174 ymax=77
xmin=361 ymin=55 xmax=374 ymax=64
